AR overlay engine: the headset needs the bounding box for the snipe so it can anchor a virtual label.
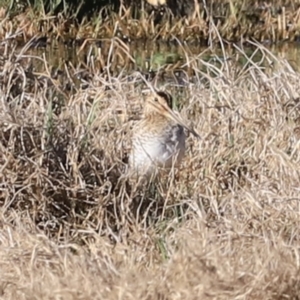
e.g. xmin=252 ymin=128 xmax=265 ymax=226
xmin=129 ymin=90 xmax=200 ymax=178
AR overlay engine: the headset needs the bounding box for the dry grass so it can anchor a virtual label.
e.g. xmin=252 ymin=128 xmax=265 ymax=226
xmin=0 ymin=39 xmax=300 ymax=299
xmin=1 ymin=0 xmax=300 ymax=43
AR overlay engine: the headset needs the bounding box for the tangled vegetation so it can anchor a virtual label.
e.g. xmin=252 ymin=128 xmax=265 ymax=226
xmin=0 ymin=34 xmax=300 ymax=298
xmin=1 ymin=0 xmax=300 ymax=43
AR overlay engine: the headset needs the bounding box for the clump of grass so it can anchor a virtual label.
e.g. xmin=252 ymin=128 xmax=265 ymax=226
xmin=0 ymin=39 xmax=300 ymax=298
xmin=1 ymin=0 xmax=300 ymax=43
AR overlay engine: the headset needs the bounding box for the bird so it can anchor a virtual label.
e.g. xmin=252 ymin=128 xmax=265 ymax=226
xmin=129 ymin=89 xmax=200 ymax=179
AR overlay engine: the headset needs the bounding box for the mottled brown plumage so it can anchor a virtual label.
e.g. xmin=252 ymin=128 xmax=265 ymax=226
xmin=129 ymin=90 xmax=200 ymax=177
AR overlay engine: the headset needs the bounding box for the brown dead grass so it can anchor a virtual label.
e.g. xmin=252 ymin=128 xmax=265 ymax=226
xmin=0 ymin=40 xmax=300 ymax=299
xmin=2 ymin=0 xmax=300 ymax=43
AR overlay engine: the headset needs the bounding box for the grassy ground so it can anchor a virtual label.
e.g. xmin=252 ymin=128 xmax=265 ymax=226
xmin=1 ymin=0 xmax=300 ymax=43
xmin=0 ymin=37 xmax=300 ymax=299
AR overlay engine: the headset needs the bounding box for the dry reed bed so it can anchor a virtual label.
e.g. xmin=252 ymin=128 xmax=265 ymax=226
xmin=0 ymin=41 xmax=299 ymax=299
xmin=1 ymin=0 xmax=300 ymax=44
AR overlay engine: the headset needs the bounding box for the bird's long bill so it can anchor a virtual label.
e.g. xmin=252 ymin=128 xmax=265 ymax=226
xmin=152 ymin=100 xmax=201 ymax=139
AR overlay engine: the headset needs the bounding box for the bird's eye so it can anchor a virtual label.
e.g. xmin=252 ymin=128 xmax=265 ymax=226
xmin=154 ymin=98 xmax=159 ymax=102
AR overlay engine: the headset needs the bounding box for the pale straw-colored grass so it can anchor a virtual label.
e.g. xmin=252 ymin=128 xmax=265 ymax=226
xmin=0 ymin=40 xmax=299 ymax=299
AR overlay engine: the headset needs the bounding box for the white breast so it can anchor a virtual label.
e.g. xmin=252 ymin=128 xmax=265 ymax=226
xmin=129 ymin=125 xmax=186 ymax=176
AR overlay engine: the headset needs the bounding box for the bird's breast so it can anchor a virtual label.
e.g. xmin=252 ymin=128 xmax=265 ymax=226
xmin=130 ymin=124 xmax=186 ymax=170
